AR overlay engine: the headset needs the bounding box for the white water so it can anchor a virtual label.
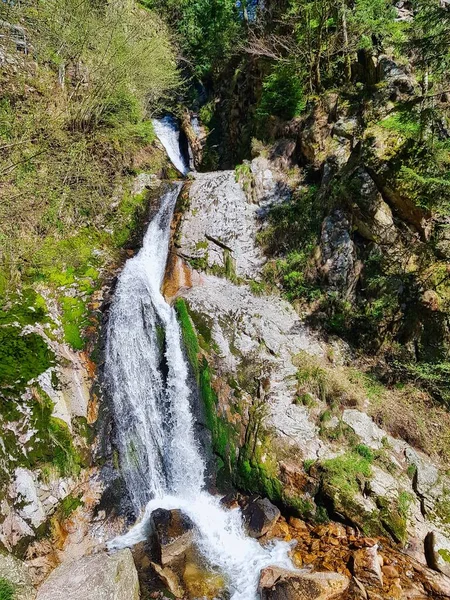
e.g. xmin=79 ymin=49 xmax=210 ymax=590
xmin=106 ymin=131 xmax=294 ymax=599
xmin=152 ymin=116 xmax=189 ymax=176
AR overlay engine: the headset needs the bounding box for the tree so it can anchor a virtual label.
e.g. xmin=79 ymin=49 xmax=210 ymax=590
xmin=142 ymin=0 xmax=243 ymax=78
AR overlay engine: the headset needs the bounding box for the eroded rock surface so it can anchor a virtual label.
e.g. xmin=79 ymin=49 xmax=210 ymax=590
xmin=36 ymin=550 xmax=139 ymax=600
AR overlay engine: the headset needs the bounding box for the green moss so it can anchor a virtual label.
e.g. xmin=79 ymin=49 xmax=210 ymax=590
xmin=0 ymin=578 xmax=15 ymax=600
xmin=224 ymin=249 xmax=238 ymax=283
xmin=439 ymin=549 xmax=450 ymax=563
xmin=175 ymin=298 xmax=200 ymax=379
xmin=355 ymin=444 xmax=375 ymax=461
xmin=379 ymin=110 xmax=421 ymax=137
xmin=60 ymin=296 xmax=88 ymax=350
xmin=303 ymin=459 xmax=316 ymax=473
xmin=236 ymin=458 xmax=283 ymax=503
xmin=59 ymin=493 xmax=83 ymax=519
xmin=321 ymin=452 xmax=372 ymax=497
xmin=112 ymin=190 xmax=149 ymax=248
xmin=185 ymin=308 xmax=213 ymax=352
xmin=26 ymin=389 xmax=83 ymax=476
xmin=377 ymin=493 xmax=411 ymax=544
xmin=0 ymin=289 xmax=49 ymax=326
xmin=155 ymin=324 xmax=166 ymax=352
xmin=0 ymin=327 xmax=54 ymax=391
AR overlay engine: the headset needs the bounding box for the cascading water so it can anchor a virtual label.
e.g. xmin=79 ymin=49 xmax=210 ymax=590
xmin=105 ymin=126 xmax=295 ymax=599
xmin=152 ymin=116 xmax=189 ymax=176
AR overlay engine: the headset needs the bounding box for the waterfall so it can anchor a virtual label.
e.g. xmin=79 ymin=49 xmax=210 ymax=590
xmin=106 ymin=133 xmax=294 ymax=599
xmin=152 ymin=116 xmax=189 ymax=176
xmin=105 ymin=183 xmax=204 ymax=508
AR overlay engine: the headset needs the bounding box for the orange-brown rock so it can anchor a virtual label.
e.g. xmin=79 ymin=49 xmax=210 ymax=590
xmin=162 ymin=254 xmax=193 ymax=303
xmin=353 ymin=546 xmax=384 ymax=588
xmin=258 ymin=567 xmax=350 ymax=600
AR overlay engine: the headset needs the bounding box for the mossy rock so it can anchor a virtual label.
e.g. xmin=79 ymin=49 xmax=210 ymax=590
xmin=0 ymin=327 xmax=54 ymax=392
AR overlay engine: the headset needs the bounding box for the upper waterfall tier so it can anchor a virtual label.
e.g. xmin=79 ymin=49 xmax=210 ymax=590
xmin=152 ymin=116 xmax=190 ymax=176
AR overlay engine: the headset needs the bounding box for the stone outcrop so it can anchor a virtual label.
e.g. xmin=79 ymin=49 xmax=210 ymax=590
xmin=319 ymin=210 xmax=360 ymax=298
xmin=0 ymin=553 xmax=36 ymax=600
xmin=36 ymin=550 xmax=139 ymax=600
xmin=425 ymin=531 xmax=450 ymax=578
xmin=258 ymin=567 xmax=350 ymax=600
xmin=171 ymin=153 xmax=450 ymax=573
xmin=178 ymin=170 xmax=265 ymax=279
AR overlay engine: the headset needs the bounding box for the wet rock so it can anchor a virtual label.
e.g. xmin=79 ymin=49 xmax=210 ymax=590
xmin=419 ymin=565 xmax=450 ymax=597
xmin=289 ymin=517 xmax=309 ymax=535
xmin=243 ymin=497 xmax=280 ymax=538
xmin=36 ymin=550 xmax=139 ymax=600
xmin=151 ymin=508 xmax=194 ymax=566
xmin=151 ymin=562 xmax=184 ymax=598
xmin=425 ymin=531 xmax=450 ymax=578
xmin=132 ymin=173 xmax=159 ymax=195
xmin=353 ymin=546 xmax=383 ymax=588
xmin=258 ymin=567 xmax=350 ymax=600
xmin=0 ymin=553 xmax=36 ymax=600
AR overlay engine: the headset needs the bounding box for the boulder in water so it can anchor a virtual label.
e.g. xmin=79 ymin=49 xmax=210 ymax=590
xmin=36 ymin=549 xmax=139 ymax=600
xmin=243 ymin=497 xmax=281 ymax=538
xmin=151 ymin=508 xmax=194 ymax=566
xmin=258 ymin=567 xmax=350 ymax=600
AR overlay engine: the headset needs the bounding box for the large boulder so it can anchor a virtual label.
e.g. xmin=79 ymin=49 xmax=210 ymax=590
xmin=0 ymin=553 xmax=36 ymax=600
xmin=242 ymin=497 xmax=281 ymax=538
xmin=36 ymin=550 xmax=139 ymax=600
xmin=258 ymin=567 xmax=350 ymax=600
xmin=151 ymin=508 xmax=194 ymax=567
xmin=319 ymin=210 xmax=360 ymax=298
xmin=425 ymin=531 xmax=450 ymax=578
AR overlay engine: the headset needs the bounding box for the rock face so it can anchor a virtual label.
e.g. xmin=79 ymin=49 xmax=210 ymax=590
xmin=179 ymin=171 xmax=265 ymax=279
xmin=36 ymin=550 xmax=139 ymax=600
xmin=151 ymin=508 xmax=194 ymax=567
xmin=243 ymin=498 xmax=281 ymax=538
xmin=425 ymin=531 xmax=450 ymax=578
xmin=319 ymin=209 xmax=360 ymax=298
xmin=0 ymin=553 xmax=36 ymax=600
xmin=258 ymin=567 xmax=350 ymax=600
